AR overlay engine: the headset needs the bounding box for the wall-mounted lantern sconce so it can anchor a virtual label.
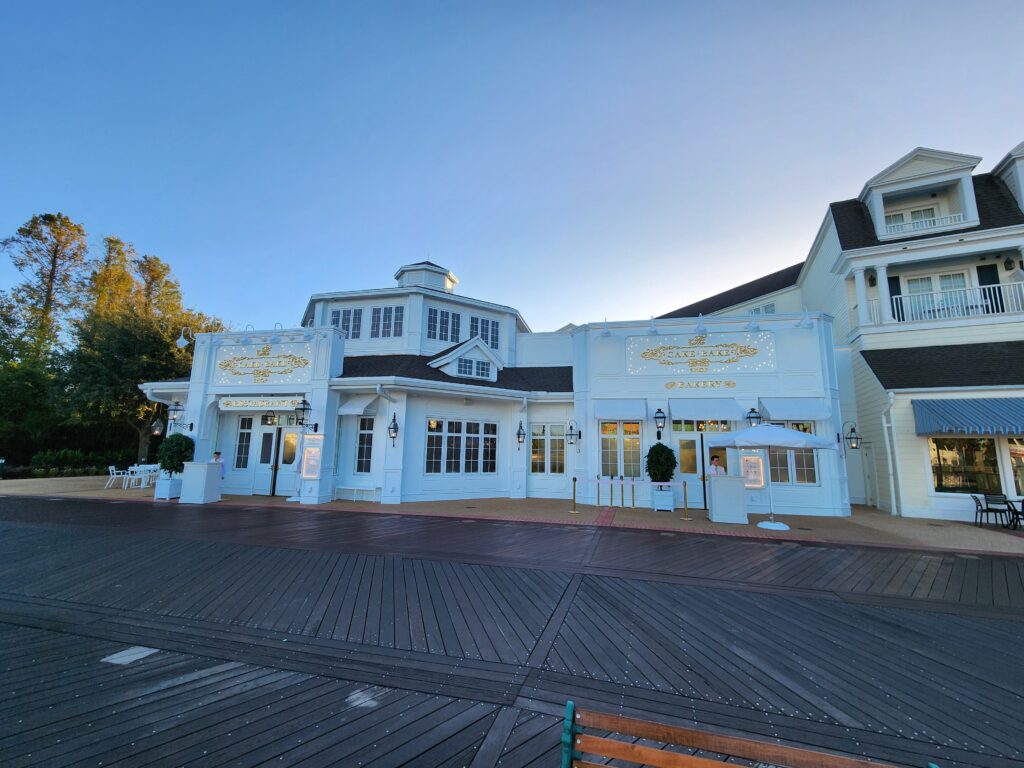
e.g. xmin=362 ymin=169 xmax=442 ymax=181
xmin=294 ymin=399 xmax=318 ymax=433
xmin=167 ymin=401 xmax=193 ymax=431
xmin=388 ymin=413 xmax=399 ymax=446
xmin=1005 ymin=256 xmax=1017 ymax=271
xmin=175 ymin=327 xmax=193 ymax=349
xmin=150 ymin=417 xmax=164 ymax=437
xmin=745 ymin=407 xmax=762 ymax=428
xmin=842 ymin=422 xmax=861 ymax=450
xmin=516 ymin=420 xmax=526 ymax=450
xmin=654 ymin=408 xmax=667 ymax=440
xmin=566 ymin=420 xmax=582 ymax=446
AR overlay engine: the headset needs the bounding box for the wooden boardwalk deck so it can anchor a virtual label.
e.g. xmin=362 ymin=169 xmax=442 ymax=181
xmin=0 ymin=496 xmax=1021 ymax=767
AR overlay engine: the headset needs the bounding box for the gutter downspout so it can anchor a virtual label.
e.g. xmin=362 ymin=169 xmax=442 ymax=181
xmin=881 ymin=391 xmax=900 ymax=517
xmin=375 ymin=384 xmax=396 ymax=403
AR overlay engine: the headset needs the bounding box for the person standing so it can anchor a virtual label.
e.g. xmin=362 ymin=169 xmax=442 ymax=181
xmin=212 ymin=451 xmax=226 ymax=480
xmin=707 ymin=455 xmax=727 ymax=476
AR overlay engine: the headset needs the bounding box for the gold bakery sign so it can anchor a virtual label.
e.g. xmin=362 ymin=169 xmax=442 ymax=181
xmin=627 ymin=332 xmax=774 ymax=375
xmin=217 ymin=344 xmax=311 ymax=384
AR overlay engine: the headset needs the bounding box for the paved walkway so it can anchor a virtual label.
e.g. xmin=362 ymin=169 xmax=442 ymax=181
xmin=0 ymin=495 xmax=1021 ymax=767
xmin=4 ymin=475 xmax=1024 ymax=554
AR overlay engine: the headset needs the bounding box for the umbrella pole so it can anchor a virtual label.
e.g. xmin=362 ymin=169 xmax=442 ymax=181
xmin=757 ymin=457 xmax=790 ymax=531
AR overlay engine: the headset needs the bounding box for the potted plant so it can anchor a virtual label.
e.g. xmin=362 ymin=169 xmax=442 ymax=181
xmin=645 ymin=442 xmax=676 ymax=512
xmin=155 ymin=433 xmax=194 ymax=499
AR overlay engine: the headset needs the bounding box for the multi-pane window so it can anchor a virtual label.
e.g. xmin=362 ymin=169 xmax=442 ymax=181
xmin=439 ymin=310 xmax=450 ymax=341
xmin=234 ymin=417 xmax=253 ymax=469
xmin=370 ymin=306 xmax=403 ymax=338
xmin=341 ymin=308 xmax=362 ymax=339
xmin=530 ymin=424 xmax=566 ymax=474
xmin=671 ymin=420 xmax=732 ymax=433
xmin=475 ymin=360 xmax=491 ymax=378
xmin=427 ymin=307 xmax=457 ymax=342
xmin=929 ymin=437 xmax=1000 ymax=494
xmin=469 ymin=316 xmax=499 ymax=349
xmin=457 ymin=358 xmax=473 ymax=376
xmin=427 ymin=308 xmax=438 ymax=340
xmin=425 ymin=418 xmax=498 ymax=474
xmin=768 ymin=421 xmax=817 ymax=484
xmin=356 ymin=417 xmax=374 ymax=473
xmin=330 ymin=310 xmax=341 ymax=327
xmin=600 ymin=421 xmax=641 ymax=478
xmin=450 ymin=313 xmax=460 ymax=343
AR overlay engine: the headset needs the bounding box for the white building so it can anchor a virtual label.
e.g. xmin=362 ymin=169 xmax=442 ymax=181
xmin=662 ymin=142 xmax=1024 ymax=521
xmin=142 ymin=261 xmax=849 ymax=516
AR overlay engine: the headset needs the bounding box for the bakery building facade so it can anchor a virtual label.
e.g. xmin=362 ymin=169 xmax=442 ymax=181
xmin=142 ymin=261 xmax=850 ymax=516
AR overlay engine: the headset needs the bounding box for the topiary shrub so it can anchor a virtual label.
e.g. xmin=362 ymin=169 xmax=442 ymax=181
xmin=158 ymin=433 xmax=195 ymax=476
xmin=644 ymin=442 xmax=676 ymax=486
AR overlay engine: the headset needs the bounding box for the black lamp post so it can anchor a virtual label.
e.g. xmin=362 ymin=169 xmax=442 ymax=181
xmin=167 ymin=401 xmax=193 ymax=431
xmin=843 ymin=423 xmax=861 ymax=450
xmin=388 ymin=413 xmax=399 ymax=446
xmin=745 ymin=407 xmax=762 ymax=428
xmin=516 ymin=420 xmax=526 ymax=450
xmin=654 ymin=408 xmax=667 ymax=440
xmin=294 ymin=399 xmax=318 ymax=433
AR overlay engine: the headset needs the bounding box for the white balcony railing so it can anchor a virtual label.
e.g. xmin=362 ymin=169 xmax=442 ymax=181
xmin=885 ymin=212 xmax=964 ymax=235
xmin=852 ymin=282 xmax=1024 ymax=329
xmin=891 ymin=282 xmax=1024 ymax=323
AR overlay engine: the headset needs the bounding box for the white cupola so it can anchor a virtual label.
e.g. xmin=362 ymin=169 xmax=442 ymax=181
xmin=394 ymin=262 xmax=458 ymax=293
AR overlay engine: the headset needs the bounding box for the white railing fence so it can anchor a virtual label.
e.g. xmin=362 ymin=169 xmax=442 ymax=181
xmin=885 ymin=212 xmax=964 ymax=235
xmin=890 ymin=281 xmax=1024 ymax=322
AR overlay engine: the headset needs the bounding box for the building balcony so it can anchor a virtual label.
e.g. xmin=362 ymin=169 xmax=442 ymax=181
xmin=884 ymin=212 xmax=964 ymax=235
xmin=854 ymin=281 xmax=1024 ymax=328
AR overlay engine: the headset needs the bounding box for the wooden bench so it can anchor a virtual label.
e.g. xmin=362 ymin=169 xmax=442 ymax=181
xmin=560 ymin=701 xmax=939 ymax=768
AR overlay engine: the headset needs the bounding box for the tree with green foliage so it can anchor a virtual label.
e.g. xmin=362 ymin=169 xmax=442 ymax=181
xmin=1 ymin=213 xmax=89 ymax=359
xmin=87 ymin=236 xmax=138 ymax=317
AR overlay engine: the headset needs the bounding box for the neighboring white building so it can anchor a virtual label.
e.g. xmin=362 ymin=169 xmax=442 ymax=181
xmin=662 ymin=142 xmax=1024 ymax=521
xmin=142 ymin=261 xmax=849 ymax=516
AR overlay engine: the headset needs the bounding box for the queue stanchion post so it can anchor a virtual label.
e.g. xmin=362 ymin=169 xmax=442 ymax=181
xmin=570 ymin=476 xmax=579 ymax=514
xmin=681 ymin=480 xmax=692 ymax=521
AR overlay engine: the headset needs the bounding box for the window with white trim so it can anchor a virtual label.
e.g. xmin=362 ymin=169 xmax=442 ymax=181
xmin=600 ymin=421 xmax=641 ymax=478
xmin=530 ymin=424 xmax=566 ymax=474
xmin=427 ymin=307 xmax=454 ymax=341
xmin=469 ymin=316 xmax=499 ymax=349
xmin=450 ymin=313 xmax=460 ymax=343
xmin=439 ymin=310 xmax=450 ymax=341
xmin=425 ymin=418 xmax=497 ymax=474
xmin=341 ymin=308 xmax=362 ymax=339
xmin=427 ymin=308 xmax=438 ymax=339
xmin=370 ymin=306 xmax=403 ymax=338
xmin=767 ymin=421 xmax=817 ymax=484
xmin=475 ymin=360 xmax=491 ymax=378
xmin=457 ymin=357 xmax=473 ymax=376
xmin=330 ymin=310 xmax=340 ymax=327
xmin=234 ymin=417 xmax=253 ymax=469
xmin=355 ymin=417 xmax=373 ymax=473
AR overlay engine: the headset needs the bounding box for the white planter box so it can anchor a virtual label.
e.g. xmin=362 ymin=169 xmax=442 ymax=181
xmin=154 ymin=476 xmax=182 ymax=500
xmin=651 ymin=486 xmax=674 ymax=512
xmin=180 ymin=461 xmax=222 ymax=504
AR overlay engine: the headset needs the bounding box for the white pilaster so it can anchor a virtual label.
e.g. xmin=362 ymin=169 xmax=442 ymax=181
xmin=875 ymin=265 xmax=893 ymax=323
xmin=380 ymin=394 xmax=408 ymax=504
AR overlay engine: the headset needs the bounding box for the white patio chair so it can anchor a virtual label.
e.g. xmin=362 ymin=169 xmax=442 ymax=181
xmin=105 ymin=465 xmax=128 ymax=489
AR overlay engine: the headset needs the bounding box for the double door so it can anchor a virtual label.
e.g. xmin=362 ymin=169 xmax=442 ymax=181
xmin=252 ymin=424 xmax=301 ymax=496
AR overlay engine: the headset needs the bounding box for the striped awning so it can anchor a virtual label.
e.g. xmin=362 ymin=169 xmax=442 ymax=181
xmin=911 ymin=398 xmax=1024 ymax=436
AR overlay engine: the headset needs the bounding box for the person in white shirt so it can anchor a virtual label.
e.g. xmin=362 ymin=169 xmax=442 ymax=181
xmin=707 ymin=455 xmax=727 ymax=476
xmin=212 ymin=451 xmax=226 ymax=480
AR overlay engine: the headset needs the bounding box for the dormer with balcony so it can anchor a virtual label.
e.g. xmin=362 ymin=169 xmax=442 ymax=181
xmin=861 ymin=148 xmax=981 ymax=241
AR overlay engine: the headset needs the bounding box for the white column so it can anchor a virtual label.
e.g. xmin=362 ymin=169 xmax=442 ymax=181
xmin=511 ymin=407 xmax=528 ymax=499
xmin=875 ymin=265 xmax=893 ymax=323
xmin=853 ymin=268 xmax=870 ymax=326
xmin=380 ymin=394 xmax=408 ymax=505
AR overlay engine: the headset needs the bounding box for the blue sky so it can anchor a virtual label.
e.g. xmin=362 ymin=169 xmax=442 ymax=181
xmin=2 ymin=1 xmax=1023 ymax=332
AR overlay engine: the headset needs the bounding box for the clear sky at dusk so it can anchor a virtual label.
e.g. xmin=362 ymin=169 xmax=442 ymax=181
xmin=2 ymin=1 xmax=1023 ymax=332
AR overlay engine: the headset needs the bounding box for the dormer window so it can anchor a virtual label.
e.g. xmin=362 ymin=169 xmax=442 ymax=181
xmin=456 ymin=357 xmax=491 ymax=379
xmin=885 ymin=206 xmax=945 ymax=234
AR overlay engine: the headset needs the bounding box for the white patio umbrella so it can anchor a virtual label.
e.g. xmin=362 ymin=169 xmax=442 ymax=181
xmin=706 ymin=424 xmax=837 ymax=530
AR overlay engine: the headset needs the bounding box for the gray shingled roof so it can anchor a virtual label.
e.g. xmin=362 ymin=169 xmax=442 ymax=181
xmin=831 ymin=174 xmax=1024 ymax=251
xmin=658 ymin=262 xmax=804 ymax=319
xmin=861 ymin=341 xmax=1024 ymax=390
xmin=338 ymin=354 xmax=574 ymax=392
